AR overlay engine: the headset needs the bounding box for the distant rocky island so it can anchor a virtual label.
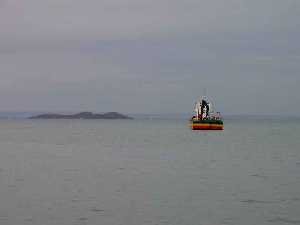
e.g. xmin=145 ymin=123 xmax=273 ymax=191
xmin=29 ymin=112 xmax=133 ymax=119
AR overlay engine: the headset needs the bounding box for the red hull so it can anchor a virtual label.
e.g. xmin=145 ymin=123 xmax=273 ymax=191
xmin=191 ymin=123 xmax=223 ymax=130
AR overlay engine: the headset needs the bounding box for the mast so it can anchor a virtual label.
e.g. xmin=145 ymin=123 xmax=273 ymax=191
xmin=195 ymin=100 xmax=201 ymax=120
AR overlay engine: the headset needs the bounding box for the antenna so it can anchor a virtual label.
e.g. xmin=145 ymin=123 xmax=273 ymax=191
xmin=203 ymin=88 xmax=207 ymax=97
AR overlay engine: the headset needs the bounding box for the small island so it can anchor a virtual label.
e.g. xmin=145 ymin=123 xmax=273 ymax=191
xmin=29 ymin=112 xmax=133 ymax=119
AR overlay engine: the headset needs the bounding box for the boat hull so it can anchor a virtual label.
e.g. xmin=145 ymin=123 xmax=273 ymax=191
xmin=190 ymin=119 xmax=224 ymax=130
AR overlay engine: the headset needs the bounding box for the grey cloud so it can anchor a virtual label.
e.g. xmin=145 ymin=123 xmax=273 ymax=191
xmin=0 ymin=0 xmax=300 ymax=114
xmin=1 ymin=0 xmax=299 ymax=42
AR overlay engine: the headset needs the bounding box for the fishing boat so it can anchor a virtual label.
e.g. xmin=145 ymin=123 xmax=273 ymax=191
xmin=190 ymin=97 xmax=224 ymax=130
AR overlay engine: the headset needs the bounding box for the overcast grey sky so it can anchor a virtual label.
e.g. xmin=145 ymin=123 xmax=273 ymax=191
xmin=0 ymin=0 xmax=300 ymax=115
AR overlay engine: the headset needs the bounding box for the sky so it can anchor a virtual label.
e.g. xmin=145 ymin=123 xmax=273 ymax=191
xmin=0 ymin=0 xmax=300 ymax=115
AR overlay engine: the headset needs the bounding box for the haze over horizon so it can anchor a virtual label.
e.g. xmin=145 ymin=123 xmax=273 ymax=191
xmin=1 ymin=0 xmax=300 ymax=115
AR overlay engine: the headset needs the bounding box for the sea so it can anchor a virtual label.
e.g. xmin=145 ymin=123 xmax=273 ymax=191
xmin=0 ymin=116 xmax=300 ymax=225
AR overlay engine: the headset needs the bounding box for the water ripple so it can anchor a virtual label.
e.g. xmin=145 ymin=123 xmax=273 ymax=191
xmin=240 ymin=199 xmax=278 ymax=204
xmin=268 ymin=217 xmax=300 ymax=224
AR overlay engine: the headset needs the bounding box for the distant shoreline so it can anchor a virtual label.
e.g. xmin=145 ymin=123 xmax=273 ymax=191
xmin=29 ymin=112 xmax=133 ymax=119
xmin=0 ymin=112 xmax=299 ymax=120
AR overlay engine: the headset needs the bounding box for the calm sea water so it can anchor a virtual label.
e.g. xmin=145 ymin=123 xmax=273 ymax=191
xmin=0 ymin=118 xmax=300 ymax=225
